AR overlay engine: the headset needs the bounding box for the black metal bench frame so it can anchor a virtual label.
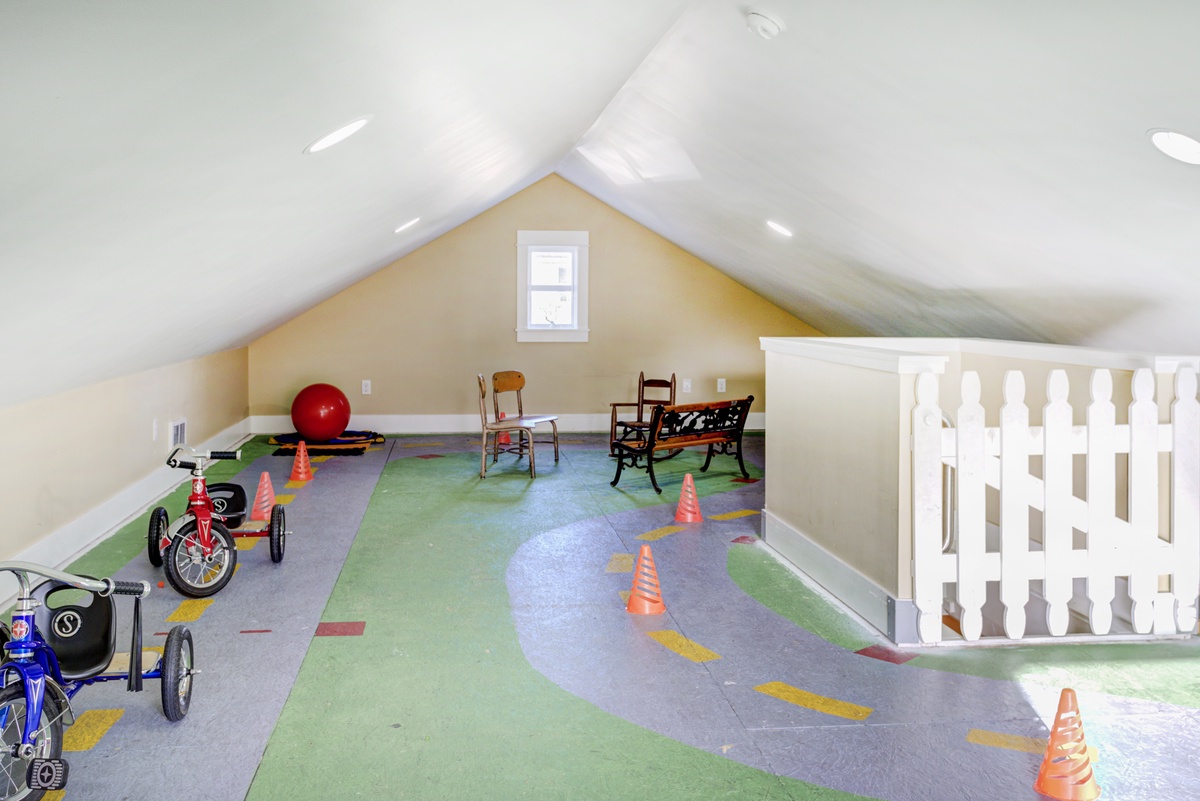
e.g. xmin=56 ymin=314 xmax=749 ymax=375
xmin=610 ymin=396 xmax=754 ymax=493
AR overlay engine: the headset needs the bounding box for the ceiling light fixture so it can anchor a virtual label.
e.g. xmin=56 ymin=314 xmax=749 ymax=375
xmin=747 ymin=9 xmax=786 ymax=40
xmin=1149 ymin=129 xmax=1200 ymax=165
xmin=767 ymin=220 xmax=793 ymax=237
xmin=303 ymin=115 xmax=373 ymax=154
xmin=394 ymin=217 xmax=420 ymax=233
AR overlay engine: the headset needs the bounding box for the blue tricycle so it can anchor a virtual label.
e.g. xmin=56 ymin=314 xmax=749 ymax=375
xmin=0 ymin=561 xmax=194 ymax=799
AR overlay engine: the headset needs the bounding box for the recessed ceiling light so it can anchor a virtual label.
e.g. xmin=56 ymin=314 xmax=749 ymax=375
xmin=766 ymin=220 xmax=793 ymax=237
xmin=394 ymin=217 xmax=420 ymax=233
xmin=304 ymin=115 xmax=373 ymax=154
xmin=1150 ymin=130 xmax=1200 ymax=165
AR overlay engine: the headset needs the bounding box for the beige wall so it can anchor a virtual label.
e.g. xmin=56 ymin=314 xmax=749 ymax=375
xmin=0 ymin=349 xmax=248 ymax=559
xmin=248 ymin=174 xmax=820 ymax=421
xmin=764 ymin=352 xmax=904 ymax=594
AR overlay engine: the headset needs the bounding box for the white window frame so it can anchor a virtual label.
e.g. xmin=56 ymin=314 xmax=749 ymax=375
xmin=516 ymin=230 xmax=589 ymax=343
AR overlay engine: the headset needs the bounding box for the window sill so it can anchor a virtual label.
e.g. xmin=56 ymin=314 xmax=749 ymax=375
xmin=516 ymin=329 xmax=590 ymax=343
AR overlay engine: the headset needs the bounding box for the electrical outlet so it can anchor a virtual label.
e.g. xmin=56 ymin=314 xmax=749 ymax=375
xmin=717 ymin=378 xmax=726 ymax=393
xmin=361 ymin=380 xmax=372 ymax=395
xmin=681 ymin=378 xmax=692 ymax=393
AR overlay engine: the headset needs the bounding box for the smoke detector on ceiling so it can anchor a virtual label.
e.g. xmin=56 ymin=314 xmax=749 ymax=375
xmin=747 ymin=9 xmax=785 ymax=40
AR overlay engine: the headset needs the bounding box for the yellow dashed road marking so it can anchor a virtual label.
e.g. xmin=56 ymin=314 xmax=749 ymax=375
xmin=647 ymin=630 xmax=722 ymax=663
xmin=606 ymin=554 xmax=634 ymax=573
xmin=167 ymin=599 xmax=214 ymax=622
xmin=64 ymin=709 xmax=124 ymax=751
xmin=43 ymin=792 xmax=64 ymax=801
xmin=274 ymin=494 xmax=297 ymax=504
xmin=637 ymin=525 xmax=685 ymax=542
xmin=618 ymin=590 xmax=631 ymax=603
xmin=711 ymin=509 xmax=760 ymax=520
xmin=311 ymin=455 xmax=333 ymax=463
xmin=755 ymin=681 xmax=873 ymax=721
xmin=236 ymin=537 xmax=260 ymax=551
xmin=967 ymin=729 xmax=1098 ymax=762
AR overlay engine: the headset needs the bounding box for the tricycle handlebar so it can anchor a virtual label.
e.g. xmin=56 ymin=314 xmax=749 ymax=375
xmin=0 ymin=560 xmax=148 ymax=597
xmin=166 ymin=444 xmax=242 ymax=469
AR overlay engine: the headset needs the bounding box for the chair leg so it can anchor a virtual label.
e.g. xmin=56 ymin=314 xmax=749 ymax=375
xmin=551 ymin=421 xmax=559 ymax=462
xmin=526 ymin=428 xmax=536 ymax=478
xmin=480 ymin=432 xmax=489 ymax=478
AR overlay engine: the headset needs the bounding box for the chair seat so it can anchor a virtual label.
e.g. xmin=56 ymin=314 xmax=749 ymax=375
xmin=511 ymin=413 xmax=558 ymax=426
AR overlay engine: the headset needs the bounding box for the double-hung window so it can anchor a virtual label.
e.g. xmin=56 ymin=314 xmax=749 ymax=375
xmin=516 ymin=230 xmax=588 ymax=342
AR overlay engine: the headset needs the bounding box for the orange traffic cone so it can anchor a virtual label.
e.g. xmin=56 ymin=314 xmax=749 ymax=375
xmin=250 ymin=472 xmax=276 ymax=521
xmin=675 ymin=473 xmax=702 ymax=523
xmin=626 ymin=544 xmax=666 ymax=615
xmin=497 ymin=411 xmax=511 ymax=445
xmin=1035 ymin=688 xmax=1101 ymax=801
xmin=290 ymin=441 xmax=313 ymax=482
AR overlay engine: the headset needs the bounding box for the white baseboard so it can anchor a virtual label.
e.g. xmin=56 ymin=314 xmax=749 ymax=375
xmin=251 ymin=412 xmax=766 ymax=436
xmin=0 ymin=420 xmax=252 ymax=605
xmin=761 ymin=509 xmax=919 ymax=644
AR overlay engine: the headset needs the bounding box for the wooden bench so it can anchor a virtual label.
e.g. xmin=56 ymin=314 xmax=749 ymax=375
xmin=610 ymin=396 xmax=754 ymax=493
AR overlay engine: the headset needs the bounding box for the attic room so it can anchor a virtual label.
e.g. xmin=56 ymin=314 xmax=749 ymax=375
xmin=2 ymin=2 xmax=1199 ymax=800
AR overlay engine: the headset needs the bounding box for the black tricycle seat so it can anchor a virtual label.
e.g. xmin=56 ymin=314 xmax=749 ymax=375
xmin=208 ymin=482 xmax=248 ymax=528
xmin=31 ymin=579 xmax=117 ymax=681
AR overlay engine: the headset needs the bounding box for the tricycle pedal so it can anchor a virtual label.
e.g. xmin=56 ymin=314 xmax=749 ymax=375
xmin=27 ymin=757 xmax=69 ymax=790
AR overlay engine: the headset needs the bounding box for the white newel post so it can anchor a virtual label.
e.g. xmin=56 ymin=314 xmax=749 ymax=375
xmin=1171 ymin=367 xmax=1200 ymax=632
xmin=1127 ymin=369 xmax=1159 ymax=634
xmin=1085 ymin=369 xmax=1117 ymax=635
xmin=999 ymin=371 xmax=1030 ymax=639
xmin=955 ymin=372 xmax=987 ymax=641
xmin=912 ymin=372 xmax=945 ymax=644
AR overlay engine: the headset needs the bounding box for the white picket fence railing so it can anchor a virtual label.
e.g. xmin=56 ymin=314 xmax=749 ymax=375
xmin=912 ymin=366 xmax=1200 ymax=643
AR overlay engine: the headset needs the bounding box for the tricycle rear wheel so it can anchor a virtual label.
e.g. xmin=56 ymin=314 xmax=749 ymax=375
xmin=160 ymin=625 xmax=194 ymax=722
xmin=269 ymin=504 xmax=285 ymax=564
xmin=147 ymin=506 xmax=168 ymax=568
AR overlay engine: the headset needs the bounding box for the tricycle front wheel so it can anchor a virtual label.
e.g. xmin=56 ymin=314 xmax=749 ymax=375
xmin=163 ymin=520 xmax=237 ymax=598
xmin=160 ymin=625 xmax=194 ymax=722
xmin=0 ymin=683 xmax=64 ymax=801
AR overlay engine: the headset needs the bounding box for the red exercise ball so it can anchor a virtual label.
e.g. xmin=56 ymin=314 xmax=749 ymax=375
xmin=291 ymin=383 xmax=351 ymax=442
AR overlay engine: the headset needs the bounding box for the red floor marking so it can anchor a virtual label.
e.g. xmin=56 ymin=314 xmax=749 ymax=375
xmin=153 ymin=632 xmax=169 ymax=637
xmin=416 ymin=454 xmax=444 ymax=460
xmin=731 ymin=477 xmax=760 ymax=484
xmin=731 ymin=535 xmax=757 ymax=544
xmin=315 ymin=621 xmax=366 ymax=636
xmin=240 ymin=629 xmax=273 ymax=634
xmin=856 ymin=644 xmax=918 ymax=665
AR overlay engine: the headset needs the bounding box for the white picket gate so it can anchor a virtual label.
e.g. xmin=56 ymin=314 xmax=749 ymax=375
xmin=912 ymin=366 xmax=1200 ymax=643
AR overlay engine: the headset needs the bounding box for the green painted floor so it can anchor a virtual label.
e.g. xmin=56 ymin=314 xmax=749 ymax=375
xmin=54 ymin=434 xmax=1200 ymax=799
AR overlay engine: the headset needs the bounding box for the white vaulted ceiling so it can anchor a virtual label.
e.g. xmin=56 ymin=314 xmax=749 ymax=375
xmin=3 ymin=1 xmax=1199 ymax=407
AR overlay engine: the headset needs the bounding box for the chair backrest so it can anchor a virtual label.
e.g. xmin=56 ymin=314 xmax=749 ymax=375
xmin=477 ymin=374 xmax=491 ymax=428
xmin=636 ymin=372 xmax=676 ymax=423
xmin=32 ymin=579 xmax=117 ymax=681
xmin=492 ymin=371 xmax=526 ymax=419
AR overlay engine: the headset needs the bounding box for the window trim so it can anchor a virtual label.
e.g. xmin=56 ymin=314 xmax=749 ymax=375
xmin=516 ymin=230 xmax=589 ymax=343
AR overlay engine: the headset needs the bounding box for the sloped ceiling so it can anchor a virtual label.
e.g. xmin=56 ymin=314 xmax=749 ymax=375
xmin=3 ymin=1 xmax=1198 ymax=407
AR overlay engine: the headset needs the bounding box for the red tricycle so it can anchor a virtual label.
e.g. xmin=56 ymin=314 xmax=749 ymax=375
xmin=147 ymin=445 xmax=287 ymax=598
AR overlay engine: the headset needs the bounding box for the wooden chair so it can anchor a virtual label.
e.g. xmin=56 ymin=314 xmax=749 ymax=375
xmin=609 ymin=372 xmax=676 ymax=455
xmin=486 ymin=371 xmax=560 ymax=476
xmin=478 ymin=375 xmax=536 ymax=479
